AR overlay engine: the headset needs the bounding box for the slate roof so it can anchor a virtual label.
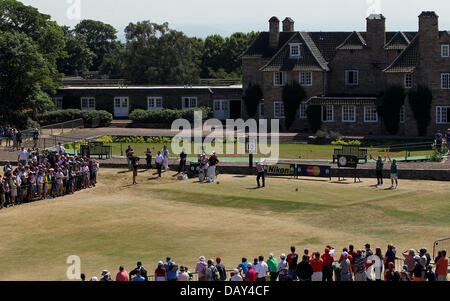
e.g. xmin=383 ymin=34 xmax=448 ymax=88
xmin=242 ymin=31 xmax=418 ymax=68
xmin=384 ymin=31 xmax=411 ymax=50
xmin=383 ymin=35 xmax=419 ymax=73
xmin=259 ymin=32 xmax=329 ymax=72
xmin=336 ymin=31 xmax=367 ymax=50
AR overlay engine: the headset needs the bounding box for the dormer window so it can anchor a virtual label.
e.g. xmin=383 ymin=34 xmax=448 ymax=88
xmin=289 ymin=43 xmax=301 ymax=58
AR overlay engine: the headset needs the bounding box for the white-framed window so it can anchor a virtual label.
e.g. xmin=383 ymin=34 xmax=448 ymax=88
xmin=81 ymin=97 xmax=95 ymax=111
xmin=181 ymin=96 xmax=197 ymax=109
xmin=299 ymin=102 xmax=308 ymax=119
xmin=404 ymin=73 xmax=413 ymax=89
xmin=289 ymin=43 xmax=301 ymax=58
xmin=345 ymin=70 xmax=359 ymax=86
xmin=273 ymin=72 xmax=286 ymax=87
xmin=342 ymin=105 xmax=356 ymax=122
xmin=441 ymin=73 xmax=450 ymax=89
xmin=436 ymin=106 xmax=450 ymax=124
xmin=364 ymin=105 xmax=378 ymax=123
xmin=321 ymin=105 xmax=334 ymax=122
xmin=299 ymin=72 xmax=312 ymax=86
xmin=52 ymin=97 xmax=63 ymax=110
xmin=274 ymin=101 xmax=285 ymax=119
xmin=147 ymin=97 xmax=163 ymax=110
xmin=441 ymin=44 xmax=449 ymax=58
xmin=399 ymin=106 xmax=405 ymax=124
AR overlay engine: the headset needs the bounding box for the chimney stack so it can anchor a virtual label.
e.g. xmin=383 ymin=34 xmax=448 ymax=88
xmin=269 ymin=16 xmax=280 ymax=48
xmin=419 ymin=11 xmax=439 ymax=40
xmin=282 ymin=17 xmax=295 ymax=32
xmin=366 ymin=14 xmax=386 ymax=50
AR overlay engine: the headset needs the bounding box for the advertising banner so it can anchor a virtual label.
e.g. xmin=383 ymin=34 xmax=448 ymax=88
xmin=296 ymin=165 xmax=332 ymax=179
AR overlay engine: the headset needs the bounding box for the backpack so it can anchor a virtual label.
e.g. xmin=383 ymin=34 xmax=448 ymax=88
xmin=216 ymin=264 xmax=226 ymax=280
xmin=203 ymin=265 xmax=219 ymax=281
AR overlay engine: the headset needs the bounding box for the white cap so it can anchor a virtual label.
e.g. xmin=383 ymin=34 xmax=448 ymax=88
xmin=280 ymin=253 xmax=286 ymax=259
xmin=233 ymin=269 xmax=239 ymax=274
xmin=342 ymin=252 xmax=348 ymax=257
xmin=269 ymin=253 xmax=274 ymax=258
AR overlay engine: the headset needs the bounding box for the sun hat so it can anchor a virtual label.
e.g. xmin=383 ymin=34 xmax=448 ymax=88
xmin=158 ymin=261 xmax=163 ymax=266
xmin=269 ymin=253 xmax=274 ymax=258
xmin=280 ymin=253 xmax=286 ymax=259
xmin=199 ymin=256 xmax=205 ymax=262
xmin=342 ymin=251 xmax=348 ymax=257
xmin=101 ymin=270 xmax=110 ymax=276
xmin=233 ymin=269 xmax=239 ymax=274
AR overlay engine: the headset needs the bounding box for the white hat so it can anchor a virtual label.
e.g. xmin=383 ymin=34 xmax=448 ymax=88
xmin=90 ymin=277 xmax=98 ymax=281
xmin=280 ymin=253 xmax=286 ymax=259
xmin=269 ymin=253 xmax=274 ymax=258
xmin=233 ymin=269 xmax=239 ymax=274
xmin=342 ymin=252 xmax=348 ymax=257
xmin=158 ymin=261 xmax=163 ymax=265
xmin=199 ymin=256 xmax=205 ymax=262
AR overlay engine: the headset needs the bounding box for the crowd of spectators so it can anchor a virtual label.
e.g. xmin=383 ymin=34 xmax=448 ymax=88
xmin=81 ymin=244 xmax=448 ymax=282
xmin=0 ymin=142 xmax=99 ymax=209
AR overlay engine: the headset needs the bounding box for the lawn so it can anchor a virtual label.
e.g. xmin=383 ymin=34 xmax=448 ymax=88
xmin=0 ymin=168 xmax=448 ymax=280
xmin=71 ymin=142 xmax=434 ymax=161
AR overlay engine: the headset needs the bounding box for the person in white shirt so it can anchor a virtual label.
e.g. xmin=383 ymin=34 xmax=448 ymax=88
xmin=56 ymin=169 xmax=65 ymax=196
xmin=155 ymin=151 xmax=163 ymax=178
xmin=18 ymin=147 xmax=29 ymax=165
xmin=368 ymin=248 xmax=384 ymax=281
xmin=56 ymin=142 xmax=65 ymax=154
xmin=254 ymin=255 xmax=269 ymax=281
xmin=162 ymin=145 xmax=169 ymax=171
xmin=230 ymin=269 xmax=243 ymax=281
xmin=278 ymin=254 xmax=288 ymax=274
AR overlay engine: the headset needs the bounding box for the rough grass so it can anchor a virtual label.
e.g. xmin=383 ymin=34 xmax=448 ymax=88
xmin=0 ymin=168 xmax=448 ymax=280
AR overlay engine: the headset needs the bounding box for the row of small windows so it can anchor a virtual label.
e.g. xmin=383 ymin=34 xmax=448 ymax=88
xmin=274 ymin=72 xmax=450 ymax=90
xmin=272 ymin=103 xmax=406 ymax=124
xmin=52 ymin=96 xmax=199 ymax=111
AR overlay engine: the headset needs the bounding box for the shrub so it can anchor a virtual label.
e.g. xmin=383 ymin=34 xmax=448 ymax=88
xmin=36 ymin=109 xmax=113 ymax=126
xmin=379 ymin=85 xmax=405 ymax=135
xmin=243 ymin=83 xmax=263 ymax=118
xmin=129 ymin=107 xmax=212 ymax=124
xmin=427 ymin=149 xmax=444 ymax=162
xmin=408 ymin=85 xmax=432 ymax=136
xmin=331 ymin=139 xmax=362 ymax=146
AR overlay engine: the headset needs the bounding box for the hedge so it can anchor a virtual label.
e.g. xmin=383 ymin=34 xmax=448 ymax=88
xmin=129 ymin=107 xmax=212 ymax=124
xmin=37 ymin=109 xmax=113 ymax=126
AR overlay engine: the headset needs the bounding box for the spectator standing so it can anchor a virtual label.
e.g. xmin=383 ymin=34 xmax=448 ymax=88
xmin=278 ymin=268 xmax=293 ymax=281
xmin=116 ymin=266 xmax=130 ymax=281
xmin=230 ymin=269 xmax=243 ymax=281
xmin=18 ymin=147 xmax=29 ymax=166
xmin=354 ymin=250 xmax=367 ymax=281
xmin=215 ymin=257 xmax=227 ymax=281
xmin=425 ymin=266 xmax=436 ymax=281
xmin=256 ymin=160 xmax=265 ymax=188
xmin=435 ymin=130 xmax=443 ymax=152
xmin=412 ymin=256 xmax=424 ymax=281
xmin=277 ymin=254 xmax=288 ymax=276
xmin=196 ymin=256 xmax=208 ymax=281
xmin=375 ymin=156 xmax=386 ymax=186
xmin=436 ymin=250 xmax=448 ymax=281
xmin=390 ymin=160 xmax=399 ymax=189
xmin=155 ymin=151 xmax=163 ymax=178
xmin=254 ymin=256 xmax=269 ymax=281
xmin=321 ymin=247 xmax=334 ymax=282
xmin=126 ymin=145 xmax=134 ymax=171
xmin=100 ymin=270 xmax=112 ymax=281
xmin=238 ymin=257 xmax=250 ymax=276
xmin=177 ymin=266 xmax=190 ymax=281
xmin=145 ymin=148 xmax=152 ymax=170
xmin=154 ymin=261 xmax=167 ymax=281
xmin=164 ymin=257 xmax=178 ymax=281
xmin=244 ymin=263 xmax=256 ymax=281
xmin=370 ymin=248 xmax=384 ymax=281
xmin=56 ymin=142 xmax=65 ymax=154
xmin=205 ymin=259 xmax=219 ymax=281
xmin=32 ymin=128 xmax=39 ymax=149
xmin=287 ymin=246 xmax=299 ymax=281
xmin=384 ymin=262 xmax=400 ymax=281
xmin=178 ymin=149 xmax=187 ymax=174
xmin=266 ymin=253 xmax=279 ymax=282
xmin=130 ymin=154 xmax=140 ymax=185
xmin=402 ymin=249 xmax=416 ymax=277
xmin=129 ymin=261 xmax=148 ymax=281
xmin=206 ymin=152 xmax=219 ymax=183
xmin=297 ymin=255 xmax=314 ymax=281
xmin=340 ymin=252 xmax=352 ymax=281
xmin=310 ymin=252 xmax=323 ymax=281
xmin=162 ymin=145 xmax=169 ymax=171
xmin=131 ymin=270 xmax=146 ymax=282
xmin=384 ymin=244 xmax=397 ymax=270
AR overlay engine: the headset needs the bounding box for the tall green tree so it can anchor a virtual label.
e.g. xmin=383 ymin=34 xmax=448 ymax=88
xmin=124 ymin=21 xmax=201 ymax=85
xmin=379 ymin=85 xmax=405 ymax=135
xmin=0 ymin=31 xmax=54 ymax=117
xmin=74 ymin=19 xmax=118 ymax=71
xmin=0 ymin=0 xmax=66 ymax=94
xmin=282 ymin=83 xmax=307 ymax=129
xmin=57 ymin=26 xmax=94 ymax=76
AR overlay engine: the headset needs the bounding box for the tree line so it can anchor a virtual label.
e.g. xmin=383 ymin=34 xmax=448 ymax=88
xmin=0 ymin=0 xmax=256 ymax=125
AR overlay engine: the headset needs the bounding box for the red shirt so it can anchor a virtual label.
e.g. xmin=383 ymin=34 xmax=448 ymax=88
xmin=437 ymin=257 xmax=448 ymax=275
xmin=116 ymin=270 xmax=130 ymax=281
xmin=310 ymin=258 xmax=323 ymax=272
xmin=321 ymin=252 xmax=334 ymax=267
xmin=348 ymin=251 xmax=357 ymax=264
xmin=245 ymin=268 xmax=256 ymax=281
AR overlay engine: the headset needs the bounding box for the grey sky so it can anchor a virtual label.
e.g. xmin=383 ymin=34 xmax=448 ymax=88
xmin=20 ymin=0 xmax=450 ymax=38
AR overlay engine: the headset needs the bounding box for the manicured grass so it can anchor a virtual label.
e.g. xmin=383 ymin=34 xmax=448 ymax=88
xmin=97 ymin=142 xmax=433 ymax=160
xmin=0 ymin=168 xmax=448 ymax=280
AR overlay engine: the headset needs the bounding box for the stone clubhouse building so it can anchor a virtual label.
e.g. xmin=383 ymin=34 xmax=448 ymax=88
xmin=241 ymin=12 xmax=450 ymax=136
xmin=53 ymin=11 xmax=450 ymax=137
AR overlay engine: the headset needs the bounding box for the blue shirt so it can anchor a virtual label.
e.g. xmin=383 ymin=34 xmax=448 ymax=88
xmin=164 ymin=262 xmax=178 ymax=280
xmin=239 ymin=261 xmax=250 ymax=275
xmin=132 ymin=275 xmax=145 ymax=281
